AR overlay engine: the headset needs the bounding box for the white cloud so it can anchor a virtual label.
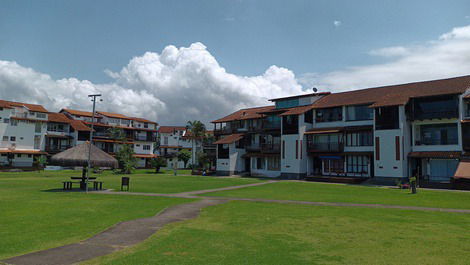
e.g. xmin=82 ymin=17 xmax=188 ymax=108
xmin=0 ymin=42 xmax=304 ymax=125
xmin=333 ymin=20 xmax=342 ymax=28
xmin=303 ymin=24 xmax=470 ymax=92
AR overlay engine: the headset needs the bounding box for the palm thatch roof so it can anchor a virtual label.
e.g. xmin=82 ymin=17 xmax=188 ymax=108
xmin=51 ymin=142 xmax=118 ymax=168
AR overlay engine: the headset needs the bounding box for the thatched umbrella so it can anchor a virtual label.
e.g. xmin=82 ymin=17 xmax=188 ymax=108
xmin=51 ymin=142 xmax=118 ymax=168
xmin=51 ymin=142 xmax=118 ymax=190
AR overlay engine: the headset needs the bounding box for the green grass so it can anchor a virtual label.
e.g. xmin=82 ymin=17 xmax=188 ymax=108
xmin=0 ymin=170 xmax=197 ymax=260
xmin=203 ymin=181 xmax=470 ymax=209
xmin=84 ymin=201 xmax=470 ymax=265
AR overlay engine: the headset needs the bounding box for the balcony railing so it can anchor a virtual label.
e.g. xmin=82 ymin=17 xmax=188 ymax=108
xmin=262 ymin=121 xmax=281 ymax=130
xmin=261 ymin=143 xmax=281 ymax=153
xmin=307 ymin=142 xmax=343 ymax=152
xmin=134 ymin=135 xmax=157 ymax=141
xmin=45 ymin=145 xmax=72 ymax=152
xmin=246 ymin=143 xmax=261 ymax=152
xmin=411 ymin=110 xmax=459 ymax=121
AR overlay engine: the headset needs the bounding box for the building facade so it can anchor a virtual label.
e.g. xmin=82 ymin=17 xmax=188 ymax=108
xmin=213 ymin=75 xmax=470 ymax=186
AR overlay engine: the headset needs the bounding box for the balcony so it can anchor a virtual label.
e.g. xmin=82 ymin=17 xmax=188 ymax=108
xmin=307 ymin=142 xmax=344 ymax=152
xmin=261 ymin=143 xmax=281 ymax=153
xmin=412 ymin=110 xmax=459 ymax=121
xmin=214 ymin=127 xmax=234 ymax=135
xmin=262 ymin=121 xmax=281 ymax=130
xmin=246 ymin=143 xmax=261 ymax=152
xmin=134 ymin=135 xmax=157 ymax=142
xmin=45 ymin=145 xmax=72 ymax=153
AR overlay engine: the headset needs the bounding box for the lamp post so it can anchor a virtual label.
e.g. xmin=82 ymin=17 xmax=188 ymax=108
xmin=86 ymin=94 xmax=102 ymax=192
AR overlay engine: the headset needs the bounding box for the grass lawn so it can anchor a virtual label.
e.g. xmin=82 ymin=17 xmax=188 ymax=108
xmin=202 ymin=181 xmax=470 ymax=209
xmin=84 ymin=201 xmax=470 ymax=265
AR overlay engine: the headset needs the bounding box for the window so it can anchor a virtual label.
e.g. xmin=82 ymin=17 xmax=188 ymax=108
xmin=411 ymin=95 xmax=458 ymax=120
xmin=346 ymin=156 xmax=369 ymax=174
xmin=345 ymin=131 xmax=373 ymax=146
xmin=304 ymin=110 xmax=313 ymax=123
xmin=267 ymin=156 xmax=280 ymax=171
xmin=28 ymin=154 xmax=32 ymax=158
xmin=47 ymin=123 xmax=65 ymax=132
xmin=323 ymin=159 xmax=344 ymax=173
xmin=144 ymin=122 xmax=148 ymax=128
xmin=217 ymin=144 xmax=229 ymax=159
xmin=417 ymin=123 xmax=458 ymax=145
xmin=35 ymin=122 xmax=42 ymax=133
xmin=10 ymin=119 xmax=18 ymax=126
xmin=375 ymin=106 xmax=399 ymax=130
xmin=256 ymin=157 xmax=265 ymax=170
xmin=10 ymin=136 xmax=16 ymax=141
xmin=36 ymin=113 xmax=46 ymax=119
xmin=282 ymin=115 xmax=299 ymax=134
xmin=275 ymin=98 xmax=299 ymax=109
xmin=2 ymin=136 xmax=8 ymax=141
xmin=3 ymin=118 xmax=9 ymax=124
xmin=17 ymin=154 xmax=22 ymax=158
xmin=429 ymin=159 xmax=459 ymax=182
xmin=29 ymin=111 xmax=35 ymax=116
xmin=143 ymin=145 xmax=151 ymax=150
xmin=164 ymin=137 xmax=168 ymax=145
xmin=346 ymin=105 xmax=373 ymax=121
xmin=315 ymin=107 xmax=342 ymax=122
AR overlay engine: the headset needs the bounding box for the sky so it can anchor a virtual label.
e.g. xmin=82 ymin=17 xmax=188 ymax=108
xmin=1 ymin=0 xmax=470 ymax=125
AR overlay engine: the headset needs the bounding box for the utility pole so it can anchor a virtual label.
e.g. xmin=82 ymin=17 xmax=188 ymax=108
xmin=86 ymin=94 xmax=102 ymax=192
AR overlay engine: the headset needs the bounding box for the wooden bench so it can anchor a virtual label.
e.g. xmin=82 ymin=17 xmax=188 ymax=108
xmin=91 ymin=181 xmax=104 ymax=190
xmin=62 ymin=181 xmax=81 ymax=190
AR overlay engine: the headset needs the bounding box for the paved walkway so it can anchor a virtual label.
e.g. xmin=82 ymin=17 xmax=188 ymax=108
xmin=2 ymin=199 xmax=228 ymax=265
xmin=4 ymin=180 xmax=470 ymax=265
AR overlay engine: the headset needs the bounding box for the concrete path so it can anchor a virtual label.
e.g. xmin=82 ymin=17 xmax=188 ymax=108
xmin=2 ymin=199 xmax=228 ymax=265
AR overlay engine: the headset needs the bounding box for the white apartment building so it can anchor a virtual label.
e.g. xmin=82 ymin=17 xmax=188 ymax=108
xmin=157 ymin=126 xmax=197 ymax=169
xmin=0 ymin=100 xmax=49 ymax=167
xmin=60 ymin=109 xmax=158 ymax=168
xmin=213 ymin=75 xmax=470 ymax=188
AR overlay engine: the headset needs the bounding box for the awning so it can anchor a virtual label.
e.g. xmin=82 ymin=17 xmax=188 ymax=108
xmin=305 ymin=128 xmax=342 ymax=135
xmin=133 ymin=154 xmax=157 ymax=159
xmin=213 ymin=134 xmax=244 ymax=144
xmin=408 ymin=151 xmax=461 ymax=159
xmin=0 ymin=149 xmax=48 ymax=155
xmin=454 ymin=161 xmax=470 ymax=179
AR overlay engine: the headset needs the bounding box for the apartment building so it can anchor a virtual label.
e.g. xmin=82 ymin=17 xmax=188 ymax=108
xmin=212 ymin=75 xmax=470 ymax=186
xmin=157 ymin=126 xmax=194 ymax=168
xmin=0 ymin=100 xmax=49 ymax=167
xmin=60 ymin=109 xmax=158 ymax=168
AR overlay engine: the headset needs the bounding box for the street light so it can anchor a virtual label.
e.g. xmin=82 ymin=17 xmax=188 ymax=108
xmin=86 ymin=94 xmax=102 ymax=192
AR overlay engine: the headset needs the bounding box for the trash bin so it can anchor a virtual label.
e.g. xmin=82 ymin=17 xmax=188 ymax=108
xmin=121 ymin=177 xmax=130 ymax=191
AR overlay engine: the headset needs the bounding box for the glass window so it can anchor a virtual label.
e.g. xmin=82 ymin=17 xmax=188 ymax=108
xmin=35 ymin=122 xmax=42 ymax=133
xmin=346 ymin=105 xmax=373 ymax=121
xmin=36 ymin=113 xmax=46 ymax=119
xmin=429 ymin=159 xmax=458 ymax=182
xmin=315 ymin=107 xmax=342 ymax=122
xmin=10 ymin=136 xmax=16 ymax=141
xmin=282 ymin=115 xmax=299 ymax=134
xmin=10 ymin=119 xmax=18 ymax=126
xmin=304 ymin=110 xmax=313 ymax=123
xmin=256 ymin=157 xmax=265 ymax=169
xmin=267 ymin=156 xmax=280 ymax=171
xmin=345 ymin=131 xmax=373 ymax=146
xmin=2 ymin=136 xmax=8 ymax=141
xmin=323 ymin=159 xmax=344 ymax=173
xmin=375 ymin=106 xmax=399 ymax=130
xmin=275 ymin=99 xmax=299 ymax=109
xmin=346 ymin=155 xmax=369 ymax=174
xmin=418 ymin=123 xmax=458 ymax=145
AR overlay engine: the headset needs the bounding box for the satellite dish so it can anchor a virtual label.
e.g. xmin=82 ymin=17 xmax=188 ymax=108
xmin=312 ymin=87 xmax=318 ymax=92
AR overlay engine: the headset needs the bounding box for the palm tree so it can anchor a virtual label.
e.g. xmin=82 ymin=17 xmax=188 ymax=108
xmin=186 ymin=120 xmax=206 ymax=167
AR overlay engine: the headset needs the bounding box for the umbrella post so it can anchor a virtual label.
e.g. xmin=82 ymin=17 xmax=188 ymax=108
xmin=86 ymin=94 xmax=101 ymax=193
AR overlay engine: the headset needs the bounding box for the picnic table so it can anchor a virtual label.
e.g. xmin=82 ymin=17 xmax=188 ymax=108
xmin=63 ymin=176 xmax=103 ymax=190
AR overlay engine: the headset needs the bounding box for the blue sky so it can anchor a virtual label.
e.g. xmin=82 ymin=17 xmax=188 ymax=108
xmin=1 ymin=0 xmax=469 ymax=83
xmin=1 ymin=0 xmax=470 ymax=124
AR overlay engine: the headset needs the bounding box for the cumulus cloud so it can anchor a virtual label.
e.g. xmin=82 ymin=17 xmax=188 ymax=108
xmin=0 ymin=42 xmax=304 ymax=125
xmin=303 ymin=24 xmax=470 ymax=91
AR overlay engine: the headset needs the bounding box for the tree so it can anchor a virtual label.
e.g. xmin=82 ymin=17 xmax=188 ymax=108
xmin=115 ymin=143 xmax=138 ymax=174
xmin=177 ymin=149 xmax=191 ymax=168
xmin=186 ymin=120 xmax=206 ymax=166
xmin=34 ymin=155 xmax=47 ymax=172
xmin=196 ymin=151 xmax=210 ymax=170
xmin=150 ymin=157 xmax=167 ymax=173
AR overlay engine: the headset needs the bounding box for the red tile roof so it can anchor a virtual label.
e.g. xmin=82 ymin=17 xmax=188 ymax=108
xmin=48 ymin=113 xmax=71 ymax=123
xmin=313 ymin=75 xmax=470 ymax=109
xmin=69 ymin=120 xmax=93 ymax=131
xmin=212 ymin=106 xmax=275 ymax=123
xmin=0 ymin=100 xmax=48 ymax=113
xmin=61 ymin=108 xmax=95 ymax=117
xmin=408 ymin=151 xmax=461 ymax=159
xmin=213 ymin=133 xmax=244 ymax=144
xmin=130 ymin=117 xmax=158 ymax=125
xmin=158 ymin=126 xmax=187 ymax=134
xmin=97 ymin=111 xmax=131 ymax=120
xmin=279 ymin=105 xmax=314 ymax=116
